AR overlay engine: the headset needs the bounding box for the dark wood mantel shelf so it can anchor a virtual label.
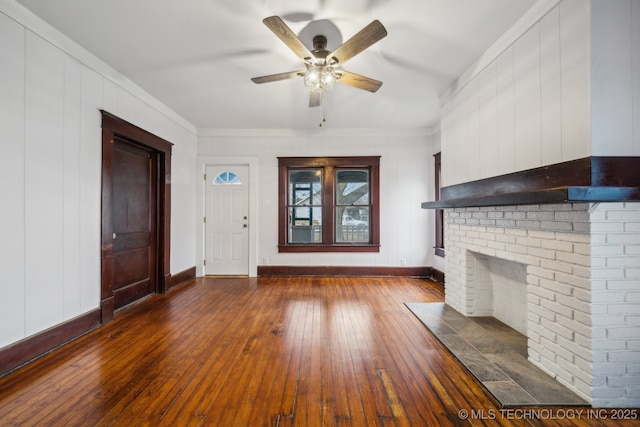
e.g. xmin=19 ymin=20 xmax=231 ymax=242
xmin=422 ymin=186 xmax=640 ymax=209
xmin=422 ymin=157 xmax=640 ymax=209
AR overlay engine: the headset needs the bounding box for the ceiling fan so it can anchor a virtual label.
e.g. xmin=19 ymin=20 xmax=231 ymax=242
xmin=251 ymin=16 xmax=388 ymax=108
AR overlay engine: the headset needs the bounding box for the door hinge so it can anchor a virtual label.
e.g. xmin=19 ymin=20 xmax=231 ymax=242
xmin=204 ymin=217 xmax=206 ymax=223
xmin=203 ymin=174 xmax=206 ymax=181
xmin=203 ymin=259 xmax=206 ymax=266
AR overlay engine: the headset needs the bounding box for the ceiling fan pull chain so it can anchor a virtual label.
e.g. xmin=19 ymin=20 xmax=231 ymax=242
xmin=319 ymin=92 xmax=326 ymax=127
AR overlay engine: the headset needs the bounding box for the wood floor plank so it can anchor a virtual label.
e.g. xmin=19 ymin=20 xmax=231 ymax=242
xmin=0 ymin=276 xmax=635 ymax=426
xmin=245 ymin=281 xmax=294 ymax=425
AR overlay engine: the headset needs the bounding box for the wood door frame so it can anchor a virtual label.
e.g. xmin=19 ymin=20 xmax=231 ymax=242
xmin=100 ymin=111 xmax=173 ymax=323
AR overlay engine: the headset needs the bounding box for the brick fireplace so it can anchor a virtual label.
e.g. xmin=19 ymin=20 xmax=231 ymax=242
xmin=443 ymin=202 xmax=640 ymax=408
xmin=423 ymin=157 xmax=640 ymax=408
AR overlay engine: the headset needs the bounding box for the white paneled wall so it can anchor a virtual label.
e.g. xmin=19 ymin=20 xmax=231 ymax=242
xmin=477 ymin=62 xmax=499 ymax=179
xmin=24 ymin=31 xmax=66 ymax=335
xmin=636 ymin=0 xmax=640 ymax=155
xmin=591 ymin=0 xmax=640 ymax=156
xmin=442 ymin=0 xmax=640 ymax=187
xmin=539 ymin=5 xmax=562 ymax=165
xmin=513 ymin=23 xmax=541 ymax=172
xmin=62 ymin=56 xmax=82 ymax=321
xmin=198 ymin=130 xmax=435 ymax=271
xmin=559 ymin=0 xmax=590 ymax=161
xmin=78 ymin=65 xmax=103 ymax=314
xmin=0 ymin=3 xmax=197 ymax=349
xmin=442 ymin=0 xmax=592 ymax=187
xmin=496 ymin=46 xmax=516 ymax=176
xmin=0 ymin=11 xmax=26 ymax=346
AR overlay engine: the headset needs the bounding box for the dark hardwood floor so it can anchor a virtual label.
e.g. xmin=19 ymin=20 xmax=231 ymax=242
xmin=0 ymin=277 xmax=633 ymax=426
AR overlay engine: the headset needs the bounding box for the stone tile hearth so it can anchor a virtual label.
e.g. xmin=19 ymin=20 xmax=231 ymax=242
xmin=405 ymin=302 xmax=589 ymax=407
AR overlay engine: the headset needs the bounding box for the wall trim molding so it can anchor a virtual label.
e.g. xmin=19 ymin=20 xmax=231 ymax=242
xmin=0 ymin=264 xmax=195 ymax=378
xmin=431 ymin=268 xmax=445 ymax=285
xmin=0 ymin=309 xmax=101 ymax=378
xmin=197 ymin=127 xmax=435 ymax=138
xmin=0 ymin=263 xmax=438 ymax=377
xmin=258 ymin=265 xmax=432 ymax=278
xmin=167 ymin=266 xmax=197 ymax=291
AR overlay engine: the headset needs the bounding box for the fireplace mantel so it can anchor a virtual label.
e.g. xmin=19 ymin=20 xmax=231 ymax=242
xmin=422 ymin=186 xmax=640 ymax=208
xmin=422 ymin=157 xmax=640 ymax=209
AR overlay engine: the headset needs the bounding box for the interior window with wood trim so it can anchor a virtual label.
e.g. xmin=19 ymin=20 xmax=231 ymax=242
xmin=278 ymin=156 xmax=380 ymax=252
xmin=434 ymin=152 xmax=445 ymax=257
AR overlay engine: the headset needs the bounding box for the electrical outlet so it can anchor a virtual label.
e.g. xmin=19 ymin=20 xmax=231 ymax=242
xmin=401 ymin=258 xmax=406 ymax=266
xmin=263 ymin=257 xmax=269 ymax=265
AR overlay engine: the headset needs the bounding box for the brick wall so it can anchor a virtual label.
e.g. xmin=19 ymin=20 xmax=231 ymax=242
xmin=444 ymin=203 xmax=640 ymax=407
xmin=590 ymin=203 xmax=640 ymax=407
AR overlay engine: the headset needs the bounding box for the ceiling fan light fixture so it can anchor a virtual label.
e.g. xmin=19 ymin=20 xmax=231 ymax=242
xmin=252 ymin=16 xmax=387 ymax=106
xmin=303 ymin=65 xmax=337 ymax=92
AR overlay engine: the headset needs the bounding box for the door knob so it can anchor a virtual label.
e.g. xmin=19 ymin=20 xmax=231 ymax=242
xmin=243 ymin=224 xmax=248 ymax=228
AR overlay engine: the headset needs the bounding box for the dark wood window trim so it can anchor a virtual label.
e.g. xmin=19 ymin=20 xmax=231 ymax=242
xmin=100 ymin=111 xmax=172 ymax=323
xmin=434 ymin=152 xmax=445 ymax=258
xmin=278 ymin=156 xmax=380 ymax=253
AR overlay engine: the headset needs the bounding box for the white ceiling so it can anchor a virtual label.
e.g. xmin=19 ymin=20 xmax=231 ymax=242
xmin=16 ymin=0 xmax=536 ymax=130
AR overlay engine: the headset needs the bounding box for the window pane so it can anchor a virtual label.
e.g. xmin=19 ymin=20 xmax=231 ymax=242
xmin=336 ymin=207 xmax=369 ymax=243
xmin=336 ymin=170 xmax=369 ymax=205
xmin=335 ymin=170 xmax=369 ymax=242
xmin=289 ymin=169 xmax=322 ymax=205
xmin=288 ymin=169 xmax=322 ymax=243
xmin=289 ymin=207 xmax=322 ymax=243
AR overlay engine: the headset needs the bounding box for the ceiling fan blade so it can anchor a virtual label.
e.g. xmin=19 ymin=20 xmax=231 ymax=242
xmin=263 ymin=16 xmax=313 ymax=61
xmin=328 ymin=20 xmax=387 ymax=65
xmin=309 ymin=91 xmax=322 ymax=108
xmin=336 ymin=70 xmax=383 ymax=93
xmin=251 ymin=71 xmax=304 ymax=84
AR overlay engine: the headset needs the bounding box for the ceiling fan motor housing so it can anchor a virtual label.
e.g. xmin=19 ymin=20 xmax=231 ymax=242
xmin=313 ymin=35 xmax=328 ymax=50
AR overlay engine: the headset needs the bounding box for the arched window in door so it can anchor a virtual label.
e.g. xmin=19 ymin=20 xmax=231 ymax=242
xmin=213 ymin=171 xmax=241 ymax=185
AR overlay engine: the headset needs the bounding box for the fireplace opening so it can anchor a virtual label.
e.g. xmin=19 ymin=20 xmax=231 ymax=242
xmin=471 ymin=253 xmax=528 ymax=336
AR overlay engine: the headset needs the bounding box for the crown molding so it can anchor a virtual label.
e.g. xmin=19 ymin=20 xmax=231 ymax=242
xmin=1 ymin=0 xmax=197 ymax=135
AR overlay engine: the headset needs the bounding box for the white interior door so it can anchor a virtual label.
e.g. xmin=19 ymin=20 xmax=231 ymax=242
xmin=205 ymin=165 xmax=249 ymax=275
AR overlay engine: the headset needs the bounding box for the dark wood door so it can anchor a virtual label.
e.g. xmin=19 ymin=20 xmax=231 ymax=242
xmin=112 ymin=138 xmax=157 ymax=310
